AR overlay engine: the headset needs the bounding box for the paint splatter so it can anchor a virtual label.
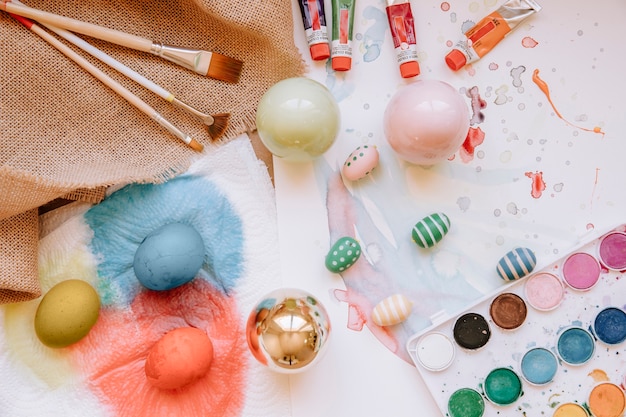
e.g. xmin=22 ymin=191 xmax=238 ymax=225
xmin=494 ymin=85 xmax=511 ymax=105
xmin=459 ymin=127 xmax=486 ymax=162
xmin=522 ymin=36 xmax=539 ymax=48
xmin=489 ymin=62 xmax=499 ymax=70
xmin=361 ymin=6 xmax=387 ymax=63
xmin=457 ymin=196 xmax=471 ymax=212
xmin=525 ymin=171 xmax=547 ymax=198
xmin=588 ymin=369 xmax=609 ymax=382
xmin=510 ymin=65 xmax=526 ymax=89
xmin=441 ymin=2 xmax=450 ymax=11
xmin=532 ymin=69 xmax=605 ymax=136
xmin=466 ymin=86 xmax=486 ymax=125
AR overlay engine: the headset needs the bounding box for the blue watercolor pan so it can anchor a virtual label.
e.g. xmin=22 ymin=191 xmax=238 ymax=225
xmin=406 ymin=225 xmax=626 ymax=417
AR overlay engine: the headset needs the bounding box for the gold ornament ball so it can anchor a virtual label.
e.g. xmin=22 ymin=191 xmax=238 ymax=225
xmin=246 ymin=288 xmax=331 ymax=373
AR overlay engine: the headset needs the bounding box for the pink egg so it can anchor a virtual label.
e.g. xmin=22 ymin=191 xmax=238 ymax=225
xmin=342 ymin=145 xmax=379 ymax=181
xmin=383 ymin=80 xmax=470 ymax=165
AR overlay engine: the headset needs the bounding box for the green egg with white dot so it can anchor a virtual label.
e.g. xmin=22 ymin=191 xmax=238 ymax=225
xmin=325 ymin=237 xmax=361 ymax=273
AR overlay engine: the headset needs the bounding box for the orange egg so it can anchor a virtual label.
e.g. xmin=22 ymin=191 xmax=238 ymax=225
xmin=145 ymin=327 xmax=213 ymax=390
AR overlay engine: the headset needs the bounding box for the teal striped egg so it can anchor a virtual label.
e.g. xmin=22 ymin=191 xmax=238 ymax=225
xmin=496 ymin=247 xmax=537 ymax=281
xmin=325 ymin=237 xmax=361 ymax=273
xmin=411 ymin=213 xmax=451 ymax=248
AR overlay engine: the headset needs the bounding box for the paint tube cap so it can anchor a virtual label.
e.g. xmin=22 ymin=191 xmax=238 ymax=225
xmin=332 ymin=56 xmax=351 ymax=71
xmin=310 ymin=43 xmax=330 ymax=61
xmin=445 ymin=49 xmax=467 ymax=71
xmin=399 ymin=61 xmax=420 ymax=78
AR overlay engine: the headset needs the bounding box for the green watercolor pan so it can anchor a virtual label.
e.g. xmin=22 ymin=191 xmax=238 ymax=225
xmin=406 ymin=225 xmax=626 ymax=417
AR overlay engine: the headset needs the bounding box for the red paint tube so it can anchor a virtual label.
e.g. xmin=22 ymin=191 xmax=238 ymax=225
xmin=297 ymin=0 xmax=331 ymax=60
xmin=445 ymin=0 xmax=542 ymax=71
xmin=385 ymin=0 xmax=420 ymax=78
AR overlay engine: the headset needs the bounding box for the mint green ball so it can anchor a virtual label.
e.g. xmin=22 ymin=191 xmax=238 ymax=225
xmin=256 ymin=77 xmax=340 ymax=162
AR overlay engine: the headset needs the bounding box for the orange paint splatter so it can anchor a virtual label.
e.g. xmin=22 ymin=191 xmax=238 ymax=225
xmin=522 ymin=36 xmax=538 ymax=48
xmin=532 ymin=69 xmax=605 ymax=137
xmin=589 ymin=369 xmax=610 ymax=382
xmin=525 ymin=171 xmax=546 ymax=198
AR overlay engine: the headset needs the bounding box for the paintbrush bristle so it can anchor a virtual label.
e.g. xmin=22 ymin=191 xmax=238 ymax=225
xmin=207 ymin=113 xmax=230 ymax=140
xmin=207 ymin=53 xmax=243 ymax=83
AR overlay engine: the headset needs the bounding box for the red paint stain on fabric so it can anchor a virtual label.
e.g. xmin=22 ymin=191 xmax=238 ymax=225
xmin=69 ymin=279 xmax=246 ymax=417
xmin=532 ymin=69 xmax=605 ymax=137
xmin=521 ymin=36 xmax=538 ymax=48
xmin=525 ymin=171 xmax=547 ymax=198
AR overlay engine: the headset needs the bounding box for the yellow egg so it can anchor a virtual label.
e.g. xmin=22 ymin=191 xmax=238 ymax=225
xmin=34 ymin=279 xmax=100 ymax=348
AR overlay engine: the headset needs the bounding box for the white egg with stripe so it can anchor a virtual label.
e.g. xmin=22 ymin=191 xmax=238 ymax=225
xmin=372 ymin=294 xmax=413 ymax=326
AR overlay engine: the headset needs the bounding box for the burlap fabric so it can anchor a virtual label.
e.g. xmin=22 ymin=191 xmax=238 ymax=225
xmin=0 ymin=0 xmax=306 ymax=303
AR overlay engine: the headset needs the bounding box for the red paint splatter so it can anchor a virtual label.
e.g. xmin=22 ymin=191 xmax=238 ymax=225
xmin=71 ymin=279 xmax=246 ymax=417
xmin=458 ymin=126 xmax=485 ymax=162
xmin=466 ymin=86 xmax=487 ymax=125
xmin=489 ymin=62 xmax=499 ymax=70
xmin=525 ymin=171 xmax=547 ymax=198
xmin=441 ymin=2 xmax=450 ymax=11
xmin=522 ymin=36 xmax=539 ymax=48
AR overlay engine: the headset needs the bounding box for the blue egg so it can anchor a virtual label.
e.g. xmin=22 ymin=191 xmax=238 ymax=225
xmin=133 ymin=223 xmax=205 ymax=291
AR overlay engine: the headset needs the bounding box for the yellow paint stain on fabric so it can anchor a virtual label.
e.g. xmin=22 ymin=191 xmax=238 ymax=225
xmin=4 ymin=301 xmax=75 ymax=387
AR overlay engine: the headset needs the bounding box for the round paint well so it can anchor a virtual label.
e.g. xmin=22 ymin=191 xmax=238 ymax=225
xmin=593 ymin=307 xmax=626 ymax=345
xmin=447 ymin=387 xmax=485 ymax=417
xmin=556 ymin=327 xmax=595 ymax=366
xmin=453 ymin=312 xmax=491 ymax=350
xmin=598 ymin=231 xmax=626 ymax=270
xmin=562 ymin=252 xmax=601 ymax=291
xmin=414 ymin=332 xmax=455 ymax=371
xmin=489 ymin=292 xmax=527 ymax=330
xmin=524 ymin=272 xmax=564 ymax=311
xmin=588 ymin=382 xmax=626 ymax=417
xmin=483 ymin=367 xmax=523 ymax=406
xmin=520 ymin=347 xmax=558 ymax=385
xmin=553 ymin=402 xmax=589 ymax=417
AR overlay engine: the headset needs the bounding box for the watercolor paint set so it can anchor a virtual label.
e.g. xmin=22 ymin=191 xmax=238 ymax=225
xmin=406 ymin=225 xmax=626 ymax=417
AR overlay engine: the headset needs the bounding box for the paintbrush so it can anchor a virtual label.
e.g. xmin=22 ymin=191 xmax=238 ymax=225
xmin=0 ymin=0 xmax=243 ymax=83
xmin=11 ymin=0 xmax=229 ymax=140
xmin=6 ymin=12 xmax=204 ymax=152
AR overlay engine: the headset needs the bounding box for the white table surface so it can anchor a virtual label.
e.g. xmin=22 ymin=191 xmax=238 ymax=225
xmin=275 ymin=1 xmax=626 ymax=416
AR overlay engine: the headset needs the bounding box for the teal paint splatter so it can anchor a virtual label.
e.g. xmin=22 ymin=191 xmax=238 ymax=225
xmin=362 ymin=6 xmax=387 ymax=62
xmin=85 ymin=174 xmax=244 ymax=306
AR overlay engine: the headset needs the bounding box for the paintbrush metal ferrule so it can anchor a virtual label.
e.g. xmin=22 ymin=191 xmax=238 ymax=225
xmin=150 ymin=42 xmax=211 ymax=76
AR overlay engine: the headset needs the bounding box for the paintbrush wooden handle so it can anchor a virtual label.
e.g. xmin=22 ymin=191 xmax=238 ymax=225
xmin=2 ymin=1 xmax=154 ymax=52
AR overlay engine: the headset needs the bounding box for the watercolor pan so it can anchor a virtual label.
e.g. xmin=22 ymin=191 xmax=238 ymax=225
xmin=407 ymin=225 xmax=626 ymax=417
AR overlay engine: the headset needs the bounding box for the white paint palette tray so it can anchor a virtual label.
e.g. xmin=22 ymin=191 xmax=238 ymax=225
xmin=406 ymin=225 xmax=626 ymax=417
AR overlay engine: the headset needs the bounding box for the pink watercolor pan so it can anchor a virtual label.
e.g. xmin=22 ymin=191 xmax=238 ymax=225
xmin=598 ymin=231 xmax=626 ymax=270
xmin=562 ymin=252 xmax=601 ymax=291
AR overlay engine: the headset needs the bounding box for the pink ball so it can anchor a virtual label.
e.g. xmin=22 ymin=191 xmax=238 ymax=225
xmin=383 ymin=80 xmax=470 ymax=165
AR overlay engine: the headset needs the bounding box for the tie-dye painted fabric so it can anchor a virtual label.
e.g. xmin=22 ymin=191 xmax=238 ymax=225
xmin=0 ymin=136 xmax=291 ymax=417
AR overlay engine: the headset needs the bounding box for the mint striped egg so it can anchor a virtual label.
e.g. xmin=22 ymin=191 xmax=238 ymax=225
xmin=496 ymin=247 xmax=537 ymax=281
xmin=411 ymin=213 xmax=451 ymax=248
xmin=372 ymin=294 xmax=413 ymax=326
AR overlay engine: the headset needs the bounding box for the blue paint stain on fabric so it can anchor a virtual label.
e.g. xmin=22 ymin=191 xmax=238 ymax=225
xmin=84 ymin=174 xmax=244 ymax=306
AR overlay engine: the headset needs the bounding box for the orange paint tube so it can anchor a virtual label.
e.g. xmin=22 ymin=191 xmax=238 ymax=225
xmin=386 ymin=0 xmax=420 ymax=78
xmin=297 ymin=0 xmax=331 ymax=60
xmin=445 ymin=0 xmax=542 ymax=71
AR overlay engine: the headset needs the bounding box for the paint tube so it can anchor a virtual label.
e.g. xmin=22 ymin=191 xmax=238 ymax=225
xmin=445 ymin=0 xmax=542 ymax=71
xmin=331 ymin=0 xmax=356 ymax=71
xmin=385 ymin=0 xmax=420 ymax=78
xmin=297 ymin=0 xmax=331 ymax=61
